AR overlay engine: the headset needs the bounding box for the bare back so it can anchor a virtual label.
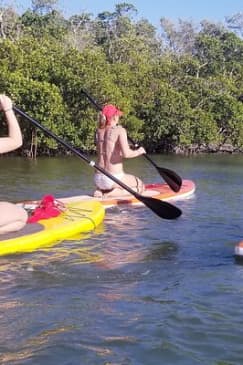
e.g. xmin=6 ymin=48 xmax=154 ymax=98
xmin=103 ymin=125 xmax=124 ymax=174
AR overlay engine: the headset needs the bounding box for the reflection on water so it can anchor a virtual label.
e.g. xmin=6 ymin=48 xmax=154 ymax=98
xmin=1 ymin=155 xmax=243 ymax=364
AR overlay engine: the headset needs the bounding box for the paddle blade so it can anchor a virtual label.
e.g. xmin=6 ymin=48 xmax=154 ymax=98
xmin=139 ymin=195 xmax=182 ymax=220
xmin=157 ymin=167 xmax=182 ymax=192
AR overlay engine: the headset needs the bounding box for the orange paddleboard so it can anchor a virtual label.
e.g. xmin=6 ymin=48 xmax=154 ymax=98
xmin=20 ymin=179 xmax=195 ymax=210
xmin=95 ymin=179 xmax=195 ymax=208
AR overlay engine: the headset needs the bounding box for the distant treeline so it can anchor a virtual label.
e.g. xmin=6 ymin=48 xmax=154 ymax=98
xmin=0 ymin=0 xmax=243 ymax=156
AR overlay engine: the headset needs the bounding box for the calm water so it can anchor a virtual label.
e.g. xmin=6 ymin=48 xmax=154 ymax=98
xmin=0 ymin=154 xmax=243 ymax=365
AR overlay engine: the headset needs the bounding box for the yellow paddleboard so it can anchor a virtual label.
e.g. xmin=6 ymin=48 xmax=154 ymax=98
xmin=0 ymin=200 xmax=105 ymax=256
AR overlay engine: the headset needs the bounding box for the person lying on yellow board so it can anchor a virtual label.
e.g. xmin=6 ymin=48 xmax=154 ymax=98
xmin=0 ymin=94 xmax=28 ymax=234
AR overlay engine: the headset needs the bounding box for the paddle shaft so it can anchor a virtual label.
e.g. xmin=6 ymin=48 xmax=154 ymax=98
xmin=127 ymin=134 xmax=160 ymax=168
xmin=13 ymin=106 xmax=182 ymax=219
xmin=81 ymin=89 xmax=144 ymax=149
xmin=13 ymin=107 xmax=142 ymax=197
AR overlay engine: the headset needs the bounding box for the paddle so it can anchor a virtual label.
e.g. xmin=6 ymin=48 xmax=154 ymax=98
xmin=81 ymin=88 xmax=182 ymax=192
xmin=13 ymin=106 xmax=182 ymax=220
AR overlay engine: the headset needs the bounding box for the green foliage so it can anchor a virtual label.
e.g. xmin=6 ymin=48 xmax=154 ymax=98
xmin=194 ymin=28 xmax=243 ymax=77
xmin=140 ymin=84 xmax=191 ymax=151
xmin=0 ymin=2 xmax=243 ymax=155
xmin=21 ymin=9 xmax=68 ymax=39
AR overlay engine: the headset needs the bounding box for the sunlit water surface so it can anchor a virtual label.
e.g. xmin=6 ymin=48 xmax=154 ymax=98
xmin=0 ymin=154 xmax=243 ymax=365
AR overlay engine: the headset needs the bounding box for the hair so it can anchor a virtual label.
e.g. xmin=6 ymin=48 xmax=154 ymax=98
xmin=97 ymin=112 xmax=107 ymax=129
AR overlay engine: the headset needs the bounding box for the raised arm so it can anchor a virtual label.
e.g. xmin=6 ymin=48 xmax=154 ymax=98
xmin=118 ymin=127 xmax=145 ymax=158
xmin=0 ymin=95 xmax=23 ymax=154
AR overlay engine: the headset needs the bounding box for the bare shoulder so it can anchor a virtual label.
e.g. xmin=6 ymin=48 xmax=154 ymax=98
xmin=117 ymin=125 xmax=126 ymax=135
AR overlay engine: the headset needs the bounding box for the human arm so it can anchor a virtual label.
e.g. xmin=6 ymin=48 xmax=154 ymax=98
xmin=118 ymin=127 xmax=145 ymax=158
xmin=0 ymin=95 xmax=23 ymax=153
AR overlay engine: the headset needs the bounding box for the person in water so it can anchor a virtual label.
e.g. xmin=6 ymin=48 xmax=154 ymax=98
xmin=0 ymin=94 xmax=28 ymax=234
xmin=94 ymin=104 xmax=146 ymax=198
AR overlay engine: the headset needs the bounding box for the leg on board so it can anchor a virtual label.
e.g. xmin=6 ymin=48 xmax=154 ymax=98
xmin=101 ymin=174 xmax=145 ymax=198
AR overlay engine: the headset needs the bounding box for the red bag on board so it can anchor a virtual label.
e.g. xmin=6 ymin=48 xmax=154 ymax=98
xmin=28 ymin=195 xmax=66 ymax=223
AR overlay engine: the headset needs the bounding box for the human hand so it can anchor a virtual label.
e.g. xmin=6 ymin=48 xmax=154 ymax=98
xmin=139 ymin=147 xmax=146 ymax=155
xmin=0 ymin=95 xmax=13 ymax=112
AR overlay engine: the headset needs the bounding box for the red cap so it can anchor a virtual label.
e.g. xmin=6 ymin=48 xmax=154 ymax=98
xmin=102 ymin=104 xmax=123 ymax=122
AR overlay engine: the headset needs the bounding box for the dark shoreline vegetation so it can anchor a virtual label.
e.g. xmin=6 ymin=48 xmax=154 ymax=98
xmin=0 ymin=0 xmax=243 ymax=157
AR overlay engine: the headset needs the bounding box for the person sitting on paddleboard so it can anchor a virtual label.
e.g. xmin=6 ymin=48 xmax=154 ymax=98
xmin=94 ymin=104 xmax=146 ymax=198
xmin=0 ymin=95 xmax=28 ymax=234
